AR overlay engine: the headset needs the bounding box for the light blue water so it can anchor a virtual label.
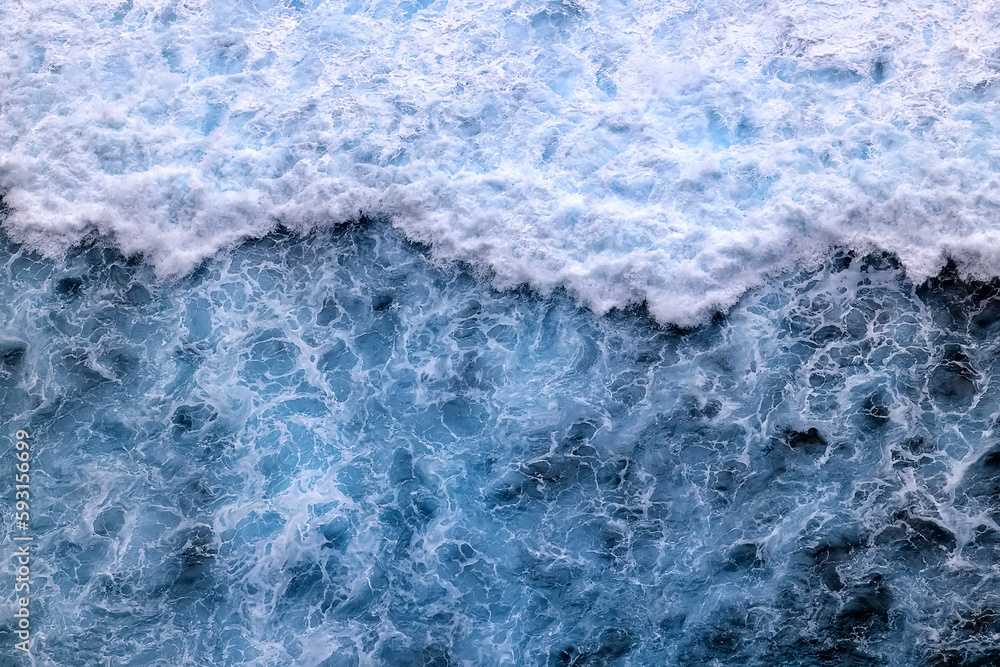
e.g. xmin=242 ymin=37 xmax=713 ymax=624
xmin=3 ymin=221 xmax=1000 ymax=665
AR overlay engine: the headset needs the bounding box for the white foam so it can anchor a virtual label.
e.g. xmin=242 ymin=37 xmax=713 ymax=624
xmin=4 ymin=0 xmax=1000 ymax=325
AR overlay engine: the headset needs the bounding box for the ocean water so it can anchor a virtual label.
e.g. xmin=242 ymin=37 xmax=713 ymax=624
xmin=5 ymin=0 xmax=1000 ymax=666
xmin=3 ymin=223 xmax=1000 ymax=665
xmin=5 ymin=0 xmax=1000 ymax=325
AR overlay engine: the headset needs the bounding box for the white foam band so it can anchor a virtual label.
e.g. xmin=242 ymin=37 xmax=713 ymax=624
xmin=3 ymin=0 xmax=999 ymax=325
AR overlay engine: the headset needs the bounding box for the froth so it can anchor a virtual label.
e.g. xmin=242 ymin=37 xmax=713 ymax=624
xmin=3 ymin=0 xmax=1000 ymax=324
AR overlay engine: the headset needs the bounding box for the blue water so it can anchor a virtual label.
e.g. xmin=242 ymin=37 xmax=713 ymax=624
xmin=3 ymin=221 xmax=1000 ymax=665
xmin=7 ymin=1 xmax=1000 ymax=665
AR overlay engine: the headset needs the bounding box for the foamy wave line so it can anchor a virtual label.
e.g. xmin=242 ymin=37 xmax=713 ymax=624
xmin=3 ymin=0 xmax=1000 ymax=325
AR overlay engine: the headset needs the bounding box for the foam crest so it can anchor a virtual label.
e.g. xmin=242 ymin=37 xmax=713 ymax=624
xmin=3 ymin=0 xmax=1000 ymax=324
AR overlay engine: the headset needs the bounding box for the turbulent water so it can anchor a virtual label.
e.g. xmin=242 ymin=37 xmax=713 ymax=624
xmin=5 ymin=0 xmax=1000 ymax=666
xmin=6 ymin=0 xmax=1000 ymax=324
xmin=1 ymin=224 xmax=1000 ymax=665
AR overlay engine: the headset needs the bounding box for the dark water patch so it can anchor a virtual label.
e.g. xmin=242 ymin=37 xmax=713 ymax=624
xmin=724 ymin=542 xmax=765 ymax=572
xmin=929 ymin=345 xmax=979 ymax=406
xmin=875 ymin=511 xmax=956 ymax=569
xmin=783 ymin=426 xmax=827 ymax=452
xmin=803 ymin=533 xmax=865 ymax=592
xmin=833 ymin=574 xmax=892 ymax=638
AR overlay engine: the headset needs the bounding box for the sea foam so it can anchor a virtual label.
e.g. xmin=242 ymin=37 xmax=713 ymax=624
xmin=3 ymin=0 xmax=1000 ymax=325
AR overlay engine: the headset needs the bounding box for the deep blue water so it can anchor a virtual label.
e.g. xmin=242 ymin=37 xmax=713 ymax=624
xmin=4 ymin=222 xmax=1000 ymax=665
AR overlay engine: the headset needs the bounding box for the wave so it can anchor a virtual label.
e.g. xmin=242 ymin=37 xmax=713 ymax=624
xmin=3 ymin=0 xmax=1000 ymax=325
